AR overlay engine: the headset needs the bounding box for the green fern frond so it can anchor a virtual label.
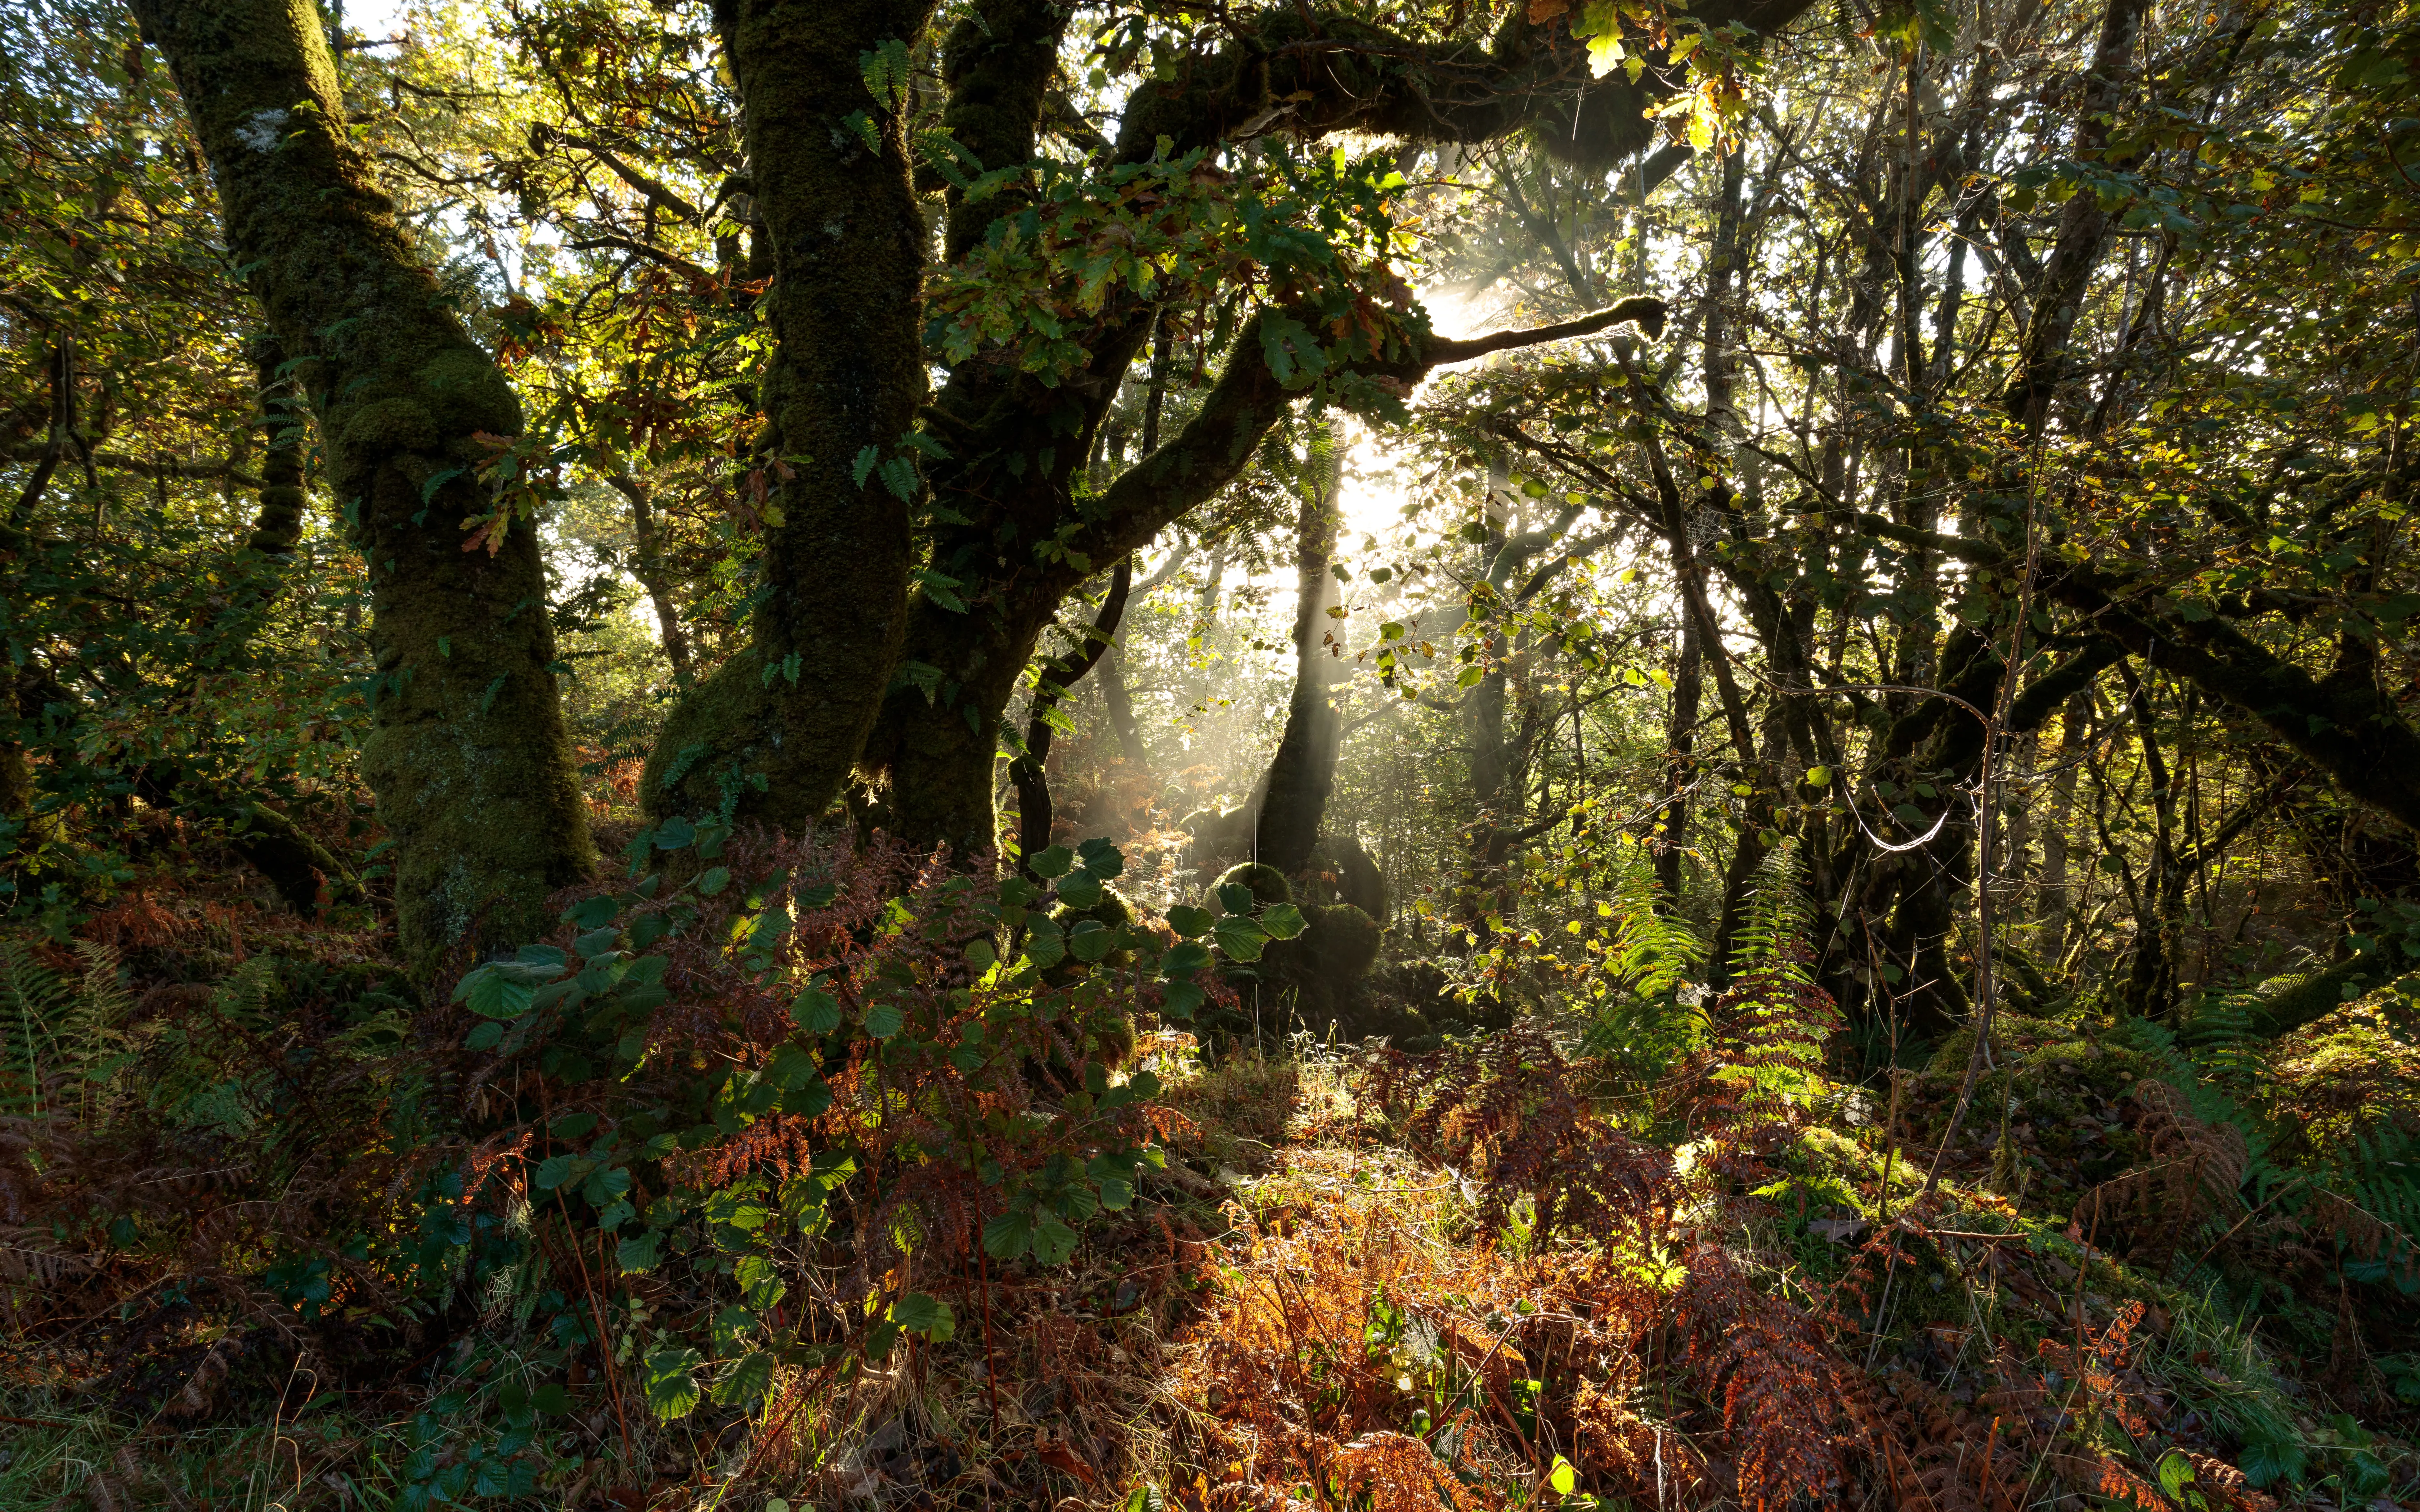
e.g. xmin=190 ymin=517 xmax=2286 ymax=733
xmin=0 ymin=939 xmax=73 ymax=1117
xmin=1726 ymin=840 xmax=1814 ymax=981
xmin=1581 ymin=836 xmax=1709 ymax=1079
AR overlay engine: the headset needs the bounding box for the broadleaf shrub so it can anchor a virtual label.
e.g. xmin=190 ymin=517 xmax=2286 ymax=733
xmin=5 ymin=827 xmax=1255 ymax=1501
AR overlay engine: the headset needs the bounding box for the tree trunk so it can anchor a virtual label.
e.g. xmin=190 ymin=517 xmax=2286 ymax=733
xmin=2034 ymin=692 xmax=2089 ymax=958
xmin=605 ymin=473 xmax=695 ymax=683
xmin=1255 ymin=430 xmax=1347 ymax=878
xmin=641 ymin=0 xmax=936 ymax=829
xmin=1654 ymin=618 xmax=1703 ymax=901
xmin=1010 ymin=560 xmax=1133 ymax=868
xmin=134 ymin=0 xmax=596 ymax=975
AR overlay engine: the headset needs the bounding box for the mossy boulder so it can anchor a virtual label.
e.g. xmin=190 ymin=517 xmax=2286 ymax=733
xmin=1211 ymin=861 xmax=1292 ymax=912
xmin=1300 ymin=903 xmax=1381 ymax=982
xmin=1299 ymin=835 xmax=1386 ymax=919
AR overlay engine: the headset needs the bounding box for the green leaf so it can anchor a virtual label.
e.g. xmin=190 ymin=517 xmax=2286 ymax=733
xmin=1216 ymin=883 xmax=1255 ymax=916
xmin=1030 ymin=844 xmax=1075 ymax=879
xmin=1054 ymin=873 xmax=1104 ymax=909
xmin=460 ymin=967 xmax=535 ymax=1021
xmin=616 ymin=1229 xmax=664 ymax=1274
xmin=1550 ymin=1455 xmax=1577 ymax=1497
xmin=982 ymin=1209 xmax=1033 ymax=1259
xmin=792 ymin=987 xmax=842 ymax=1034
xmin=764 ymin=1044 xmax=821 ymax=1089
xmin=1805 ymin=764 xmax=1833 ymax=787
xmin=1258 ymin=903 xmax=1307 ymax=940
xmin=644 ymin=1346 xmax=703 ymax=1420
xmin=1068 ymin=921 xmax=1118 ymax=962
xmin=1165 ymin=905 xmax=1213 ymax=938
xmin=865 ymin=1000 xmax=905 ymax=1038
xmin=1213 ymin=915 xmax=1268 ymax=962
xmin=892 ymin=1291 xmax=957 ymax=1342
xmin=1161 ymin=979 xmax=1205 ymax=1020
xmin=735 ymin=1252 xmax=788 ymax=1309
xmin=1033 ymin=1211 xmax=1080 ymax=1264
xmin=712 ymin=1350 xmax=775 ymax=1408
xmin=863 ymin=1319 xmax=902 ymax=1362
xmin=1076 ymin=837 xmax=1125 ymax=877
xmin=2156 ymin=1450 xmax=2195 ymax=1501
xmin=695 ymin=865 xmax=731 ymax=896
xmin=655 ymin=816 xmax=696 ymax=850
xmin=1025 ymin=918 xmax=1067 ymax=969
xmin=1162 ymin=941 xmax=1211 ymax=975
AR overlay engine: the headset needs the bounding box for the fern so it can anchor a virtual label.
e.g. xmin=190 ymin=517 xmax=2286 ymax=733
xmin=2102 ymin=1017 xmax=2420 ymax=1286
xmin=0 ymin=939 xmax=73 ymax=1117
xmin=1726 ymin=841 xmax=1818 ymax=982
xmin=1579 ymin=835 xmax=1708 ymax=1083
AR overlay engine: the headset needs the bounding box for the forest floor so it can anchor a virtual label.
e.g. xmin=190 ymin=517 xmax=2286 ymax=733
xmin=3 ymin=949 xmax=2419 ymax=1512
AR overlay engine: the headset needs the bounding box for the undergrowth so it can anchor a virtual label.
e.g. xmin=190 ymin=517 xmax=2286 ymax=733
xmin=1 ymin=841 xmax=2413 ymax=1511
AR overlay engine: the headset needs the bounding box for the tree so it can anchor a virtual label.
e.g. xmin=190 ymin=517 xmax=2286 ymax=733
xmin=131 ymin=0 xmax=596 ymax=972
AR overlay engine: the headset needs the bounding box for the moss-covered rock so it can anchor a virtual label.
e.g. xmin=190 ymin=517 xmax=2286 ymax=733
xmin=1211 ymin=861 xmax=1292 ymax=911
xmin=1301 ymin=903 xmax=1381 ymax=981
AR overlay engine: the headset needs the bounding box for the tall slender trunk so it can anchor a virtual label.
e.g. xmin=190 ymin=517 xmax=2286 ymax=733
xmin=2034 ymin=692 xmax=2088 ymax=958
xmin=135 ymin=0 xmax=595 ymax=974
xmin=1655 ymin=615 xmax=1704 ymax=901
xmin=1010 ymin=560 xmax=1133 ymax=868
xmin=1254 ymin=430 xmax=1347 ymax=878
xmin=605 ymin=473 xmax=695 ymax=683
xmin=1101 ymin=645 xmax=1150 ymax=769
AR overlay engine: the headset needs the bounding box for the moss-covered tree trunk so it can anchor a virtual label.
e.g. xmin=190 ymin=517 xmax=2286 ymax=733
xmin=640 ymin=0 xmax=935 ymax=828
xmin=133 ymin=0 xmax=595 ymax=976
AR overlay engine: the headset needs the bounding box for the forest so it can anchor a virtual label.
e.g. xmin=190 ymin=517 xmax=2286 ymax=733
xmin=4 ymin=0 xmax=2419 ymax=1506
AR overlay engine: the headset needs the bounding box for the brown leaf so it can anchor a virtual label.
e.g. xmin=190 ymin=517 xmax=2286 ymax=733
xmin=1037 ymin=1444 xmax=1098 ymax=1485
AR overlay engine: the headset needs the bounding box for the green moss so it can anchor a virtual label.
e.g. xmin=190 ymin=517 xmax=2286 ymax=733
xmin=137 ymin=0 xmax=599 ymax=978
xmin=1213 ymin=862 xmax=1292 ymax=910
xmin=1300 ymin=903 xmax=1380 ymax=982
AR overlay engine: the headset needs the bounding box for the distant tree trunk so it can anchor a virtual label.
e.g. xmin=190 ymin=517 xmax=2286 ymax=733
xmin=2035 ymin=692 xmax=2089 ymax=958
xmin=134 ymin=0 xmax=596 ymax=975
xmin=1101 ymin=644 xmax=1150 ymax=769
xmin=1657 ymin=146 xmax=1743 ymax=910
xmin=1654 ymin=619 xmax=1702 ymax=901
xmin=2115 ymin=662 xmax=2185 ymax=1018
xmin=604 ymin=473 xmax=695 ymax=683
xmin=1010 ymin=559 xmax=1133 ymax=868
xmin=1255 ymin=429 xmax=1347 ymax=878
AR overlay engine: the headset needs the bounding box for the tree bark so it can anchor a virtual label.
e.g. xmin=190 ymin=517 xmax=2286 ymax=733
xmin=1255 ymin=428 xmax=1347 ymax=878
xmin=2034 ymin=692 xmax=2089 ymax=958
xmin=604 ymin=473 xmax=695 ymax=683
xmin=641 ymin=0 xmax=936 ymax=829
xmin=133 ymin=0 xmax=596 ymax=975
xmin=1010 ymin=559 xmax=1133 ymax=868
